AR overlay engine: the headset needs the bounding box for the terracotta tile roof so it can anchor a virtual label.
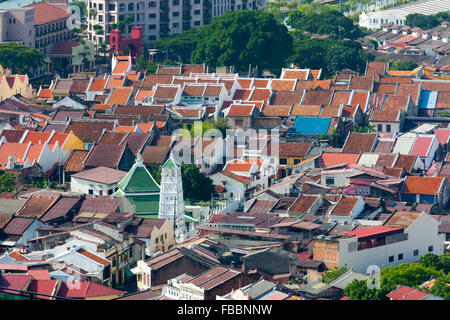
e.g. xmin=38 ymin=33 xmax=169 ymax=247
xmin=113 ymin=106 xmax=163 ymax=121
xmin=0 ymin=143 xmax=29 ymax=169
xmin=27 ymin=144 xmax=45 ymax=164
xmin=17 ymin=195 xmax=59 ymax=219
xmin=25 ymin=2 xmax=71 ymax=25
xmin=0 ymin=130 xmax=26 ymax=143
xmin=39 ymin=197 xmax=80 ymax=223
xmin=270 ymin=79 xmax=296 ymax=91
xmin=435 ymin=91 xmax=450 ymax=109
xmin=401 ymin=176 xmax=444 ymax=195
xmin=270 ymin=91 xmax=304 ymax=105
xmin=383 ymin=167 xmax=403 ymax=178
xmin=92 ymin=104 xmax=113 ymax=111
xmin=279 ymin=142 xmax=312 ymax=157
xmin=289 ymin=194 xmax=319 ymax=214
xmin=121 ymin=132 xmax=151 ymax=156
xmin=252 ymin=79 xmax=269 ymax=88
xmin=98 ymin=131 xmax=127 ymax=145
xmin=241 ymin=100 xmax=265 ymax=111
xmin=64 ymin=150 xmax=89 ymax=172
xmin=107 ymin=87 xmax=133 ymax=105
xmin=114 ymin=125 xmax=136 ymax=132
xmin=295 ymin=80 xmax=314 ymax=91
xmin=397 ymin=83 xmax=420 ymax=104
xmin=113 ymin=57 xmax=131 ymax=74
xmin=126 ymin=70 xmax=141 ymax=81
xmin=157 ymin=66 xmax=181 ymax=75
xmin=88 ymin=78 xmax=108 ymax=92
xmin=319 ymin=106 xmax=340 ymax=117
xmin=50 ymin=41 xmax=79 ymax=55
xmin=225 ymin=160 xmax=254 ymax=173
xmin=1 ymin=216 xmax=35 ymax=235
xmin=182 ymin=64 xmax=205 ymax=75
xmin=83 ymin=144 xmax=126 ymax=168
xmin=167 ymin=106 xmax=205 ymax=119
xmin=52 ymin=110 xmax=85 ymax=122
xmin=37 ymin=89 xmax=53 ymax=98
xmin=76 ymin=248 xmax=111 ymax=266
xmin=250 ymin=88 xmax=271 ymax=102
xmin=106 ymin=75 xmax=126 ymax=89
xmin=78 ymin=195 xmax=122 ymax=215
xmin=374 ymin=83 xmax=397 ymax=94
xmin=418 ymin=81 xmax=450 ymax=91
xmin=331 ymin=91 xmax=351 ymax=106
xmin=23 ymin=131 xmax=51 ymax=144
xmin=366 ymin=61 xmax=388 ymax=76
xmin=342 ymin=133 xmax=377 ymax=153
xmin=261 ymin=105 xmax=291 ymax=117
xmin=370 ymin=108 xmax=401 ymax=122
xmin=393 ymin=154 xmax=417 ymax=172
xmin=182 ymin=84 xmax=206 ymax=96
xmin=238 ymin=79 xmax=253 ymax=89
xmin=141 ymin=74 xmax=174 ymax=89
xmin=65 ymin=120 xmax=115 ymax=143
xmin=282 ymin=69 xmax=309 ymax=80
xmin=153 ymin=85 xmax=179 ymax=99
xmin=375 ymin=153 xmax=397 ymax=167
xmin=383 ymin=95 xmax=409 ymax=111
xmin=330 ymin=197 xmax=359 ymax=216
xmin=348 ymin=76 xmax=374 ymax=91
xmin=321 ymin=152 xmax=360 ymax=167
xmin=379 ymin=76 xmax=412 ymax=84
xmin=227 ymin=104 xmax=255 ymax=117
xmin=142 ymin=145 xmax=170 ymax=164
xmin=301 ymin=90 xmax=333 ymax=105
xmin=290 ymin=104 xmax=321 ymax=117
xmin=312 ymin=79 xmax=331 ymax=90
xmin=203 ymin=85 xmax=222 ymax=96
xmin=310 ymin=69 xmax=322 ymax=80
xmin=232 ymin=89 xmax=252 ymax=100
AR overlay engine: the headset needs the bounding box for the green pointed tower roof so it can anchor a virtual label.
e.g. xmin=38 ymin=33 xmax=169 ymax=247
xmin=162 ymin=155 xmax=179 ymax=169
xmin=117 ymin=155 xmax=160 ymax=193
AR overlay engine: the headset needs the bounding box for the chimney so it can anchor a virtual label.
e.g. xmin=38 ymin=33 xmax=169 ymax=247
xmin=7 ymin=156 xmax=15 ymax=169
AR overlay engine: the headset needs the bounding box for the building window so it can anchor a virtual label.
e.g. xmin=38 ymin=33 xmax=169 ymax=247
xmin=149 ymin=13 xmax=156 ymax=18
xmin=428 ymin=245 xmax=433 ymax=252
xmin=109 ymin=4 xmax=115 ymax=10
xmin=413 ymin=249 xmax=419 ymax=256
xmin=293 ymin=159 xmax=301 ymax=165
xmin=279 ymin=158 xmax=287 ymax=165
xmin=377 ymin=124 xmax=382 ymax=131
xmin=148 ymin=24 xmax=156 ymax=30
xmin=325 ymin=177 xmax=335 ymax=185
xmin=388 ymin=256 xmax=394 ymax=262
xmin=173 ymin=11 xmax=179 ymax=17
xmin=88 ymin=189 xmax=94 ymax=194
xmin=194 ymin=10 xmax=200 ymax=15
xmin=386 ymin=124 xmax=391 ymax=132
xmin=398 ymin=253 xmax=403 ymax=260
xmin=98 ymin=3 xmax=103 ymax=10
xmin=194 ymin=20 xmax=200 ymax=26
xmin=149 ymin=1 xmax=156 ymax=7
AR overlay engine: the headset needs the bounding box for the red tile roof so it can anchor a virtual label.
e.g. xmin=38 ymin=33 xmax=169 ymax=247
xmin=402 ymin=176 xmax=444 ymax=195
xmin=321 ymin=153 xmax=360 ymax=167
xmin=227 ymin=104 xmax=255 ymax=117
xmin=386 ymin=285 xmax=429 ymax=300
xmin=330 ymin=197 xmax=359 ymax=216
xmin=410 ymin=136 xmax=434 ymax=157
xmin=342 ymin=133 xmax=377 ymax=153
xmin=25 ymin=2 xmax=71 ymax=25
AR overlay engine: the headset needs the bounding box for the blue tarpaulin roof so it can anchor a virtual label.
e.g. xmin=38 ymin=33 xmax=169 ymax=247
xmin=419 ymin=91 xmax=437 ymax=109
xmin=291 ymin=116 xmax=331 ymax=135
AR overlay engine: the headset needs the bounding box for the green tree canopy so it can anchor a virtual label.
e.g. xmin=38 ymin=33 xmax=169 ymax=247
xmin=0 ymin=171 xmax=16 ymax=193
xmin=154 ymin=27 xmax=200 ymax=64
xmin=191 ymin=10 xmax=293 ymax=75
xmin=405 ymin=13 xmax=439 ymax=29
xmin=322 ymin=266 xmax=349 ymax=284
xmin=390 ymin=59 xmax=418 ymax=71
xmin=181 ymin=164 xmax=215 ymax=201
xmin=0 ymin=42 xmax=45 ymax=75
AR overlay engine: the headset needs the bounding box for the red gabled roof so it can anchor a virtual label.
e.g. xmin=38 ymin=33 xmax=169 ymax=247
xmin=402 ymin=176 xmax=444 ymax=195
xmin=386 ymin=285 xmax=429 ymax=300
xmin=344 ymin=225 xmax=403 ymax=239
xmin=410 ymin=136 xmax=433 ymax=157
xmin=25 ymin=2 xmax=71 ymax=25
xmin=57 ymin=281 xmax=125 ymax=298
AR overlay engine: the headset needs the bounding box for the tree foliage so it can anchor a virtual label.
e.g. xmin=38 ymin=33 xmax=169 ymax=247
xmin=0 ymin=43 xmax=45 ymax=75
xmin=154 ymin=28 xmax=200 ymax=64
xmin=287 ymin=8 xmax=360 ymax=40
xmin=389 ymin=59 xmax=418 ymax=71
xmin=288 ymin=38 xmax=371 ymax=78
xmin=191 ymin=10 xmax=293 ymax=75
xmin=322 ymin=266 xmax=349 ymax=284
xmin=0 ymin=171 xmax=16 ymax=193
xmin=182 ymin=119 xmax=228 ymax=138
xmin=181 ymin=164 xmax=215 ymax=201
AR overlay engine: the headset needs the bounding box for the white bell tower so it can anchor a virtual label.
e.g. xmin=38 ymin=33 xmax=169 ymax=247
xmin=158 ymin=155 xmax=186 ymax=243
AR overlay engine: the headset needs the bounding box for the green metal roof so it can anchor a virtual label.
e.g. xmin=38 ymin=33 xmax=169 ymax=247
xmin=162 ymin=157 xmax=178 ymax=169
xmin=118 ymin=166 xmax=160 ymax=193
xmin=126 ymin=194 xmax=160 ymax=214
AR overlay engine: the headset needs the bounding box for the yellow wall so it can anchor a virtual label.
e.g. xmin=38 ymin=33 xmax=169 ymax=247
xmin=63 ymin=131 xmax=85 ymax=151
xmin=279 ymin=156 xmax=303 ymax=166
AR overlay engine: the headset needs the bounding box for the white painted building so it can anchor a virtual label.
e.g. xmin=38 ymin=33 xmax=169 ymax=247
xmin=70 ymin=166 xmax=127 ymax=196
xmin=359 ymin=0 xmax=450 ymax=30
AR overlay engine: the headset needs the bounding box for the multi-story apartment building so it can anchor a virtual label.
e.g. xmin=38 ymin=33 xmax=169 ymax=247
xmin=87 ymin=0 xmax=266 ymax=46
